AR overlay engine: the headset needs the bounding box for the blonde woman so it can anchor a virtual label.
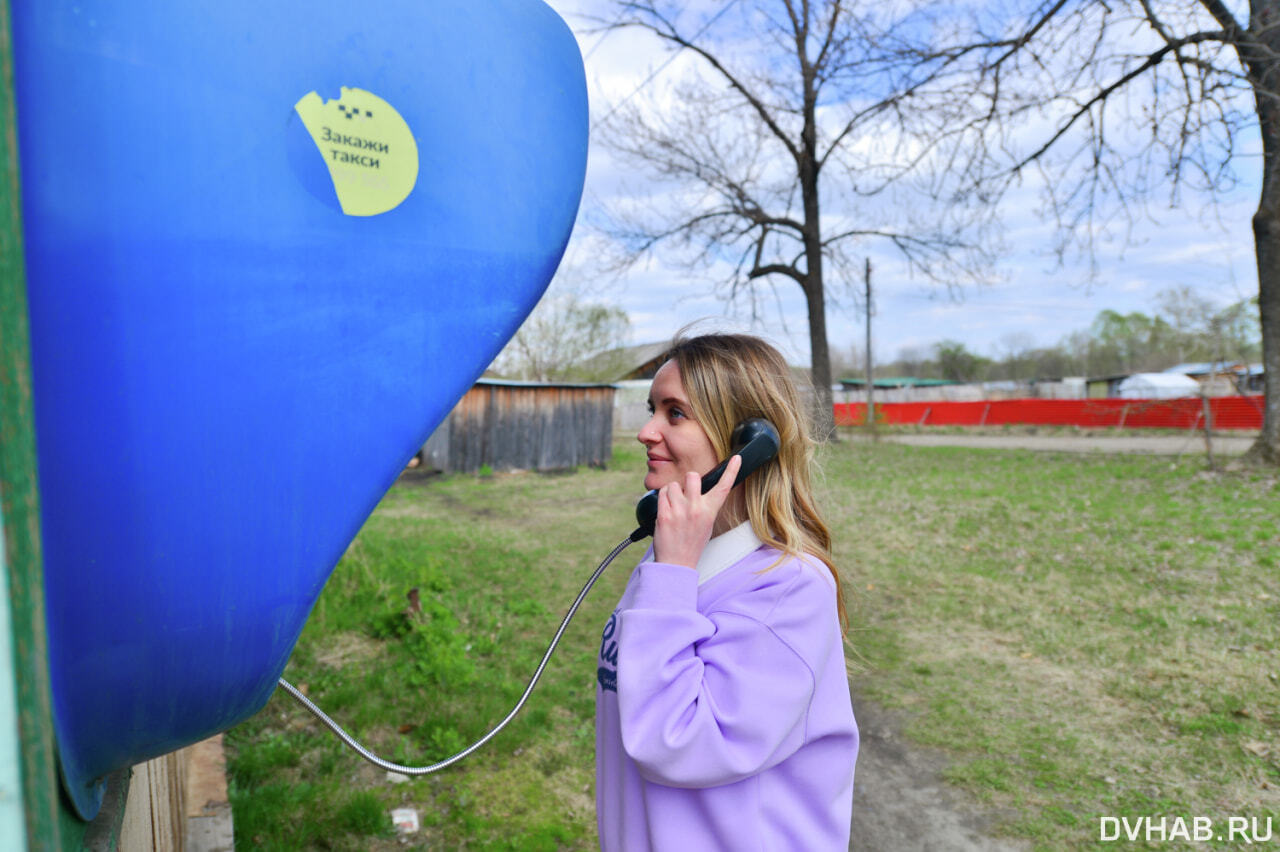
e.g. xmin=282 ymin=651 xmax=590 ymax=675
xmin=595 ymin=333 xmax=857 ymax=851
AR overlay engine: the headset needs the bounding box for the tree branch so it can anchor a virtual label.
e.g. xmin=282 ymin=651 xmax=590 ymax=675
xmin=748 ymin=262 xmax=806 ymax=284
xmin=1194 ymin=0 xmax=1243 ymax=42
xmin=616 ymin=3 xmax=803 ymax=162
xmin=1014 ymin=29 xmax=1228 ymax=171
xmin=812 ymin=0 xmax=842 ymax=72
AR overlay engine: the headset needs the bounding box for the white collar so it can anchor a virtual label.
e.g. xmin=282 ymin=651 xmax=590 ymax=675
xmin=696 ymin=521 xmax=763 ymax=586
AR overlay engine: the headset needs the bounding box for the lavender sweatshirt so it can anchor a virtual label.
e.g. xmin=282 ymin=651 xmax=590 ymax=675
xmin=595 ymin=523 xmax=857 ymax=851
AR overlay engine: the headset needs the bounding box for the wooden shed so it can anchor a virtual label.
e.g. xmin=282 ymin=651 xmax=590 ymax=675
xmin=421 ymin=379 xmax=616 ymax=473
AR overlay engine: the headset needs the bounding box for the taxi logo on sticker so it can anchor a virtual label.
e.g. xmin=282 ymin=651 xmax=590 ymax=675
xmin=293 ymin=87 xmax=419 ymax=217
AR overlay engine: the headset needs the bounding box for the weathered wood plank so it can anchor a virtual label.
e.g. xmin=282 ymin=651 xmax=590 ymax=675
xmin=420 ymin=380 xmax=615 ymax=473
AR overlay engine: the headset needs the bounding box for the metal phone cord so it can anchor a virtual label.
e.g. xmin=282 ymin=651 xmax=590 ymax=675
xmin=277 ymin=534 xmax=636 ymax=776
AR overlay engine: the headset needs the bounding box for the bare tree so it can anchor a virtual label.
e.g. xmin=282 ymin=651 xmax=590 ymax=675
xmin=994 ymin=331 xmax=1038 ymax=381
xmin=895 ymin=0 xmax=1280 ymax=464
xmin=1157 ymin=285 xmax=1261 ymax=366
xmin=492 ymin=291 xmax=631 ymax=382
xmin=597 ymin=0 xmax=996 ymax=440
xmin=892 ymin=344 xmax=931 ymax=378
xmin=829 ymin=342 xmax=867 ymax=382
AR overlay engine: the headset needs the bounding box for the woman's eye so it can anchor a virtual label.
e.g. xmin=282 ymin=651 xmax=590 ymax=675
xmin=670 ymin=407 xmax=686 ymax=420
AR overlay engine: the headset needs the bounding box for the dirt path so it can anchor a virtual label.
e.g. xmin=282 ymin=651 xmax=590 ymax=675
xmin=842 ymin=429 xmax=1252 ymax=851
xmin=850 ymin=696 xmax=1029 ymax=852
xmin=857 ymin=431 xmax=1257 ymax=456
xmin=845 ymin=428 xmax=1260 ymax=850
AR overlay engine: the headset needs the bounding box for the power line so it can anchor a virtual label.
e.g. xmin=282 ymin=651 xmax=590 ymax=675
xmin=590 ymin=1 xmax=738 ymax=132
xmin=581 ymin=8 xmax=629 ymax=61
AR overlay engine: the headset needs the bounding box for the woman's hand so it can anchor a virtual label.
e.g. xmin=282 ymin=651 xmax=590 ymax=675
xmin=653 ymin=454 xmax=742 ymax=569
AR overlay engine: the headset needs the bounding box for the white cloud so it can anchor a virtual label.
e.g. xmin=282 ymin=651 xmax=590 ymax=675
xmin=539 ymin=0 xmax=1262 ymax=368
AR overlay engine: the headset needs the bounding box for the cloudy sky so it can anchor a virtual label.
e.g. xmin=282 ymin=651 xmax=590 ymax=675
xmin=538 ymin=0 xmax=1261 ymax=369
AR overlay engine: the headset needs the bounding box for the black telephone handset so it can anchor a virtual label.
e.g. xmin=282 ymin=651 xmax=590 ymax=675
xmin=630 ymin=418 xmax=780 ymax=542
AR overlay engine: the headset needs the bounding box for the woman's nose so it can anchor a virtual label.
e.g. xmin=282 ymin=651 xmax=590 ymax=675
xmin=637 ymin=417 xmax=659 ymax=445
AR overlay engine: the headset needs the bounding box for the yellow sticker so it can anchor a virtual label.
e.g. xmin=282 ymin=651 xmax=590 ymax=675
xmin=293 ymin=87 xmax=419 ymax=217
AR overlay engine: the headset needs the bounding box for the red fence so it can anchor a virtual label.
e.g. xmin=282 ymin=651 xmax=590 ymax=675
xmin=834 ymin=396 xmax=1264 ymax=431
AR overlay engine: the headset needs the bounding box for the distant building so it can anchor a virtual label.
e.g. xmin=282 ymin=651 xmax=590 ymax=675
xmin=837 ymin=377 xmax=982 ymax=403
xmin=839 ymin=377 xmax=959 ymax=390
xmin=1030 ymin=377 xmax=1086 ymax=399
xmin=1082 ymin=363 xmax=1264 ymax=399
xmin=1085 ymin=373 xmax=1133 ymax=398
xmin=613 ymin=378 xmax=656 ymax=432
xmin=1163 ymin=360 xmax=1244 ymax=377
xmin=1236 ymin=364 xmax=1265 ymax=394
xmin=578 ymin=341 xmax=671 ymax=381
xmin=420 ymin=379 xmax=615 ymax=473
xmin=980 ymin=379 xmax=1033 ymax=400
xmin=1117 ymin=372 xmax=1200 ymax=399
xmin=573 ymin=342 xmax=668 ymax=432
xmin=1163 ymin=361 xmax=1263 ymax=396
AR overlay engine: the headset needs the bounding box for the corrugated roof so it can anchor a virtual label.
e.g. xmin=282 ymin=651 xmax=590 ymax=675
xmin=839 ymin=377 xmax=959 ymax=388
xmin=475 ymin=378 xmax=618 ymax=390
xmin=577 ymin=341 xmax=670 ymax=380
xmin=1163 ymin=361 xmax=1244 ymax=376
xmin=1119 ymin=372 xmax=1200 ymax=388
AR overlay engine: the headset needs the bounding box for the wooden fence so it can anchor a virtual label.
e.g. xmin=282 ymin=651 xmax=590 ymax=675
xmin=421 ymin=380 xmax=615 ymax=473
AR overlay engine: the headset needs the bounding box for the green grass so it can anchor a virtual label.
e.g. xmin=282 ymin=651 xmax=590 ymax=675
xmin=824 ymin=442 xmax=1279 ymax=850
xmin=226 ymin=438 xmax=1279 ymax=850
xmin=227 ymin=447 xmax=644 ymax=850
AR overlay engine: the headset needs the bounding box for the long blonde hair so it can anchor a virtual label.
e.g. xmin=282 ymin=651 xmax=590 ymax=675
xmin=665 ymin=333 xmax=846 ymax=629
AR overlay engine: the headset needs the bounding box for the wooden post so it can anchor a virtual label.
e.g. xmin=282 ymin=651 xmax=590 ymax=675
xmin=1200 ymin=392 xmax=1216 ymax=471
xmin=864 ymin=258 xmax=876 ymax=438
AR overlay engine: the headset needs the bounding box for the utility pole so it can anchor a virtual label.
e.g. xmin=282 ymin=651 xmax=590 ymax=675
xmin=864 ymin=258 xmax=875 ymax=437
